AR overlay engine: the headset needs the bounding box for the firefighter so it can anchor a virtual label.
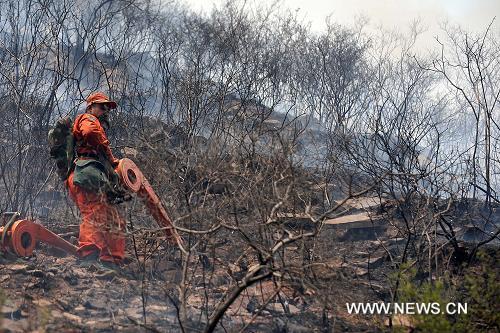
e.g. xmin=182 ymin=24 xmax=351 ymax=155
xmin=66 ymin=92 xmax=125 ymax=267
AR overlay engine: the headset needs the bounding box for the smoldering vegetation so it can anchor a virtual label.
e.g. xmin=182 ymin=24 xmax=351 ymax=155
xmin=0 ymin=0 xmax=499 ymax=332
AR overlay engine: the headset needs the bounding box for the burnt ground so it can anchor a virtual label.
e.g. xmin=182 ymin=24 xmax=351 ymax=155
xmin=0 ymin=233 xmax=393 ymax=332
xmin=0 ymin=248 xmax=184 ymax=333
xmin=0 ymin=199 xmax=402 ymax=333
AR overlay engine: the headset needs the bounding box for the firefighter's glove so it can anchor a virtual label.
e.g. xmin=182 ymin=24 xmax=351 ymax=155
xmin=106 ymin=186 xmax=132 ymax=204
xmin=111 ymin=158 xmax=120 ymax=168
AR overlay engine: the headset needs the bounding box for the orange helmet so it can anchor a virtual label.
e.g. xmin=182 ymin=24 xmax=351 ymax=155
xmin=86 ymin=92 xmax=117 ymax=109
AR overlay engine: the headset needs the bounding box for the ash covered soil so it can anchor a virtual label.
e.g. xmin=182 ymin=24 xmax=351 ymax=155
xmin=0 ymin=225 xmax=392 ymax=332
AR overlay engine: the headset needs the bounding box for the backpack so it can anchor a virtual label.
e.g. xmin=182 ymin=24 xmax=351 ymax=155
xmin=48 ymin=117 xmax=75 ymax=180
xmin=47 ymin=115 xmax=127 ymax=202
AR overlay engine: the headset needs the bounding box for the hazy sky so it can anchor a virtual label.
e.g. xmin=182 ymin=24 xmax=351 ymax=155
xmin=183 ymin=0 xmax=499 ymax=52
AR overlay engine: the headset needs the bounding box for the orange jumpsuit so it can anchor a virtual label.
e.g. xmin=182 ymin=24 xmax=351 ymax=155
xmin=66 ymin=113 xmax=125 ymax=263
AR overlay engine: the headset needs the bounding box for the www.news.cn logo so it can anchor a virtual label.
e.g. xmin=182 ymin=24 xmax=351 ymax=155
xmin=346 ymin=302 xmax=467 ymax=315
